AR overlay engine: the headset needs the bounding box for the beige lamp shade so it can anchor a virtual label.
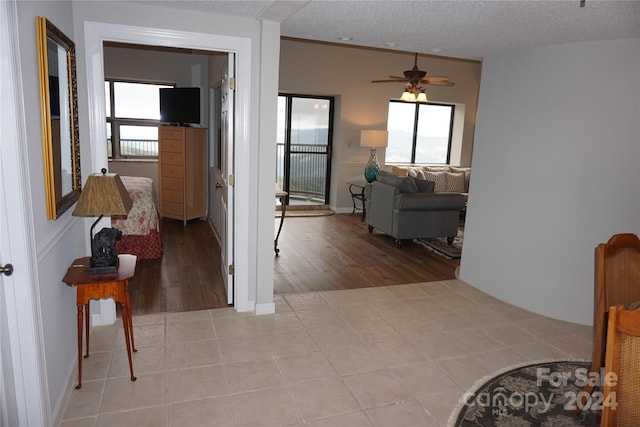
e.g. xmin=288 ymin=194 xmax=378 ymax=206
xmin=360 ymin=130 xmax=389 ymax=148
xmin=401 ymin=86 xmax=428 ymax=102
xmin=401 ymin=90 xmax=416 ymax=102
xmin=72 ymin=172 xmax=133 ymax=217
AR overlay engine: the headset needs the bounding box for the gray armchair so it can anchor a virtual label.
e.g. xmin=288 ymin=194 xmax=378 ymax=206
xmin=365 ymin=170 xmax=466 ymax=247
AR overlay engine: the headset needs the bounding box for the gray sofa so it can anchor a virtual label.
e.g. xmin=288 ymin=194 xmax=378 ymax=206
xmin=365 ymin=170 xmax=467 ymax=247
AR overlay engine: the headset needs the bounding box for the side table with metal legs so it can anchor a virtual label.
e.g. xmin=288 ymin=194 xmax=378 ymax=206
xmin=275 ymin=184 xmax=288 ymax=255
xmin=346 ymin=175 xmax=368 ymax=221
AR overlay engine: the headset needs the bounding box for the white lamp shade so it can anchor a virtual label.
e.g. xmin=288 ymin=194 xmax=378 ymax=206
xmin=360 ymin=130 xmax=388 ymax=148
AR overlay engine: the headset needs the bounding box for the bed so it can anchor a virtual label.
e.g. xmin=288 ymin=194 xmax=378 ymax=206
xmin=112 ymin=176 xmax=163 ymax=259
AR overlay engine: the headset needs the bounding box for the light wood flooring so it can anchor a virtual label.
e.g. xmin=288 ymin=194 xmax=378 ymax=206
xmin=129 ymin=214 xmax=460 ymax=315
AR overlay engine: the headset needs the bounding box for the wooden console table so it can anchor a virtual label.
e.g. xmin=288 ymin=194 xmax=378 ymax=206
xmin=62 ymin=254 xmax=137 ymax=389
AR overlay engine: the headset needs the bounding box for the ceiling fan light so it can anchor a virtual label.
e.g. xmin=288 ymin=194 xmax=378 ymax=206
xmin=416 ymin=92 xmax=428 ymax=102
xmin=401 ymin=90 xmax=416 ymax=101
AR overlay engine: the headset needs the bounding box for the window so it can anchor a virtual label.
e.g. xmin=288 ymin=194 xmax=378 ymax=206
xmin=386 ymin=100 xmax=455 ymax=164
xmin=105 ymin=80 xmax=173 ymax=158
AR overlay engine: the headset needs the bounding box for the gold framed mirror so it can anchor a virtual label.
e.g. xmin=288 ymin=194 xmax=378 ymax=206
xmin=36 ymin=16 xmax=81 ymax=219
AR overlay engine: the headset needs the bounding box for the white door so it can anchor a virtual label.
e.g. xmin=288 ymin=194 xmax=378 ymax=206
xmin=0 ymin=163 xmax=19 ymax=427
xmin=219 ymin=54 xmax=235 ymax=305
xmin=0 ymin=1 xmax=49 ymax=424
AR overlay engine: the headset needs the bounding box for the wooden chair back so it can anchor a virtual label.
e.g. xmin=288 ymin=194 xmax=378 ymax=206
xmin=583 ymin=233 xmax=640 ymax=398
xmin=601 ymin=305 xmax=640 ymax=426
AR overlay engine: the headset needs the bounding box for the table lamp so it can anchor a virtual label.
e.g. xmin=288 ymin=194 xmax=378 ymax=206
xmin=360 ymin=130 xmax=389 ymax=183
xmin=72 ymin=169 xmax=132 ymax=274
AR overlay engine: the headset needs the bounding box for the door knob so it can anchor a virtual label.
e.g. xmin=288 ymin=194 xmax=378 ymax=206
xmin=1 ymin=264 xmax=13 ymax=276
xmin=215 ymin=182 xmax=223 ymax=189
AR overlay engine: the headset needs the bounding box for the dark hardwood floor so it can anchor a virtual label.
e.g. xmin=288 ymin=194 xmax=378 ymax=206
xmin=129 ymin=213 xmax=460 ymax=315
xmin=129 ymin=218 xmax=230 ymax=316
xmin=274 ymin=213 xmax=459 ymax=294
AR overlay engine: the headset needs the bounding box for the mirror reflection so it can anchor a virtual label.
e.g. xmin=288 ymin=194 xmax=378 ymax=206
xmin=37 ymin=16 xmax=81 ymax=219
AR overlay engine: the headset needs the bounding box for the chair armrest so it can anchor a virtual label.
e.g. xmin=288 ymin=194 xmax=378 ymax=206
xmin=366 ymin=181 xmax=401 ymax=229
xmin=394 ymin=192 xmax=466 ymax=211
xmin=369 ymin=181 xmax=401 ymax=205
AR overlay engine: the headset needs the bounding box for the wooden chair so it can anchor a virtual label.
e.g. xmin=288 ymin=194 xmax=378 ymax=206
xmin=583 ymin=233 xmax=640 ymax=399
xmin=600 ymin=305 xmax=640 ymax=426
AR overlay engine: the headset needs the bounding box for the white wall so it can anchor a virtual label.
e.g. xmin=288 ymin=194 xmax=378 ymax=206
xmin=460 ymin=38 xmax=640 ymax=325
xmin=104 ymin=43 xmax=209 ymax=87
xmin=108 ymin=160 xmax=159 ymax=195
xmin=15 ymin=1 xmax=84 ymax=422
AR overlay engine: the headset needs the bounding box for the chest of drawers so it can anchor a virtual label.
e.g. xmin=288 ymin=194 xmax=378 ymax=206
xmin=158 ymin=126 xmax=206 ymax=225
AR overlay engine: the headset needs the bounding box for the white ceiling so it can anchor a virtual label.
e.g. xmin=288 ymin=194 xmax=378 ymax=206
xmin=138 ymin=0 xmax=639 ymax=61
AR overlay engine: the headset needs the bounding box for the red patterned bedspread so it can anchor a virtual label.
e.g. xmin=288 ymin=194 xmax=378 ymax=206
xmin=112 ymin=176 xmax=162 ymax=259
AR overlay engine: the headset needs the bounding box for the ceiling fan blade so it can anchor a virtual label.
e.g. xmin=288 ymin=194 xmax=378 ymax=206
xmin=372 ymin=55 xmax=455 ymax=88
xmin=421 ymin=76 xmax=451 ymax=83
xmin=424 ymin=80 xmax=456 ymax=87
xmin=371 ymin=79 xmax=409 ymax=83
xmin=419 ymin=76 xmax=455 ymax=86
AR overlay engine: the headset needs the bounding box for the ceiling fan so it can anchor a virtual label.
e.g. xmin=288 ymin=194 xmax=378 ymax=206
xmin=371 ymin=53 xmax=455 ymax=88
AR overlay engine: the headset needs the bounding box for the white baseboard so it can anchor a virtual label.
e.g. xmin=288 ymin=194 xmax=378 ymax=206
xmin=255 ymin=302 xmax=275 ymax=315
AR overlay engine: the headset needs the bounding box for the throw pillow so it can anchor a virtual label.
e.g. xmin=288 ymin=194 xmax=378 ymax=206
xmin=450 ymin=167 xmax=471 ymax=192
xmin=391 ymin=166 xmax=408 ymax=176
xmin=400 ymin=176 xmax=419 ymax=193
xmin=449 ymin=167 xmax=471 ymax=174
xmin=425 ymin=166 xmax=451 ymax=172
xmin=377 ymin=170 xmax=418 ymax=193
xmin=445 ymin=172 xmax=466 ymax=193
xmin=422 ymin=171 xmax=447 ymax=192
xmin=411 ymin=177 xmax=435 ymax=193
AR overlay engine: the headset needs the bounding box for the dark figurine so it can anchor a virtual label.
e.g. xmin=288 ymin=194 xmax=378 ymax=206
xmin=90 ymin=227 xmax=122 ymax=270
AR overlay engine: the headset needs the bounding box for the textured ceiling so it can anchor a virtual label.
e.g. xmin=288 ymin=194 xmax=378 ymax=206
xmin=137 ymin=0 xmax=640 ymax=61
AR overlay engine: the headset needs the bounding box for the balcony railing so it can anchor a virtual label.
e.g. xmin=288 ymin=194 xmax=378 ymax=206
xmin=276 ymin=143 xmax=327 ymax=203
xmin=109 ymin=139 xmax=327 ymax=203
xmin=108 ymin=138 xmax=158 ymax=157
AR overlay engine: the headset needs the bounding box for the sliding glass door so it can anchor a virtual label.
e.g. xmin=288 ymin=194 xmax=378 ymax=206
xmin=277 ymin=94 xmax=333 ymax=206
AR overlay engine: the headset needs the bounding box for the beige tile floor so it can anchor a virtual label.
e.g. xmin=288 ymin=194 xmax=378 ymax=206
xmin=59 ymin=280 xmax=593 ymax=427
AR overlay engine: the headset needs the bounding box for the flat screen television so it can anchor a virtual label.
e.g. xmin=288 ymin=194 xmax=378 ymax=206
xmin=159 ymin=87 xmax=200 ymax=126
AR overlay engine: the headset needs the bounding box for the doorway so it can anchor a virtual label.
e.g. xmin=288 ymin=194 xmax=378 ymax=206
xmin=84 ymin=22 xmax=252 ymax=314
xmin=276 ymin=94 xmax=334 ymax=206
